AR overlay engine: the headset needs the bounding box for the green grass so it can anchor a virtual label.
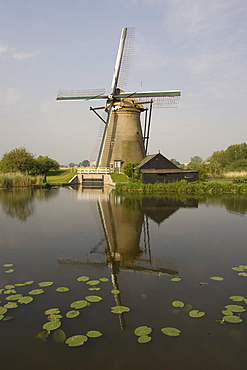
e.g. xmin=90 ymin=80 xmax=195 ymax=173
xmin=46 ymin=170 xmax=77 ymax=184
xmin=115 ymin=180 xmax=247 ymax=195
xmin=110 ymin=173 xmax=129 ymax=183
xmin=0 ymin=173 xmax=40 ymax=188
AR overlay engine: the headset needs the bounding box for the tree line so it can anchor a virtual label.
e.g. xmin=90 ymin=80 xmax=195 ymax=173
xmin=0 ymin=147 xmax=60 ymax=176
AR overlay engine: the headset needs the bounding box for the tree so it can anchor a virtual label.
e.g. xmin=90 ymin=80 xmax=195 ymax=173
xmin=68 ymin=162 xmax=77 ymax=168
xmin=34 ymin=156 xmax=60 ymax=175
xmin=170 ymin=158 xmax=180 ymax=167
xmin=79 ymin=160 xmax=90 ymax=167
xmin=190 ymin=156 xmax=203 ymax=164
xmin=0 ymin=147 xmax=35 ymax=174
xmin=123 ymin=162 xmax=140 ymax=179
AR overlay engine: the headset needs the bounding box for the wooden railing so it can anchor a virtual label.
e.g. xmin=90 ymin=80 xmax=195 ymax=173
xmin=77 ymin=168 xmax=109 ymax=174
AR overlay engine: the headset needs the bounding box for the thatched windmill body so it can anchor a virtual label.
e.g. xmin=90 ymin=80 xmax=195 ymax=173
xmin=57 ymin=28 xmax=181 ymax=172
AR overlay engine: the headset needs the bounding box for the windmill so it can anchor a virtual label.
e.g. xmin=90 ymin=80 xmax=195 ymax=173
xmin=57 ymin=27 xmax=181 ymax=172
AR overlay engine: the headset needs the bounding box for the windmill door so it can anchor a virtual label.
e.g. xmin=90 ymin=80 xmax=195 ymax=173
xmin=114 ymin=160 xmax=122 ymax=173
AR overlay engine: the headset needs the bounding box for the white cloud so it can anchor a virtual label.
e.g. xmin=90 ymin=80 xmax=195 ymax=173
xmin=5 ymin=88 xmax=22 ymax=105
xmin=13 ymin=50 xmax=39 ymax=60
xmin=134 ymin=44 xmax=169 ymax=71
xmin=0 ymin=43 xmax=9 ymax=54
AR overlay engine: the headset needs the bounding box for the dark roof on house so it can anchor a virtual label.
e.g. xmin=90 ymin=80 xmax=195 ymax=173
xmin=140 ymin=169 xmax=198 ymax=174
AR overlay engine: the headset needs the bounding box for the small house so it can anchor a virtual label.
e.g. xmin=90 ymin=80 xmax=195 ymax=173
xmin=136 ymin=153 xmax=198 ymax=184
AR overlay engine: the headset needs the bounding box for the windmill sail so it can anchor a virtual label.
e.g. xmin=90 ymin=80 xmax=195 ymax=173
xmin=56 ymin=27 xmax=181 ymax=170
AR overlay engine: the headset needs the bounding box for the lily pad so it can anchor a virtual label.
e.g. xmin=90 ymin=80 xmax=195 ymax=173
xmin=53 ymin=329 xmax=66 ymax=343
xmin=29 ymin=289 xmax=44 ymax=295
xmin=5 ymin=285 xmax=15 ymax=289
xmin=4 ymin=302 xmax=18 ymax=309
xmin=55 ymin=287 xmax=70 ymax=292
xmin=66 ymin=310 xmax=80 ymax=318
xmin=111 ymin=306 xmax=130 ymax=314
xmin=65 ymin=335 xmax=88 ymax=347
xmin=137 ymin=335 xmax=152 ymax=343
xmin=0 ymin=307 xmax=8 ymax=315
xmin=85 ymin=295 xmax=102 ymax=303
xmin=171 ymin=278 xmax=181 ymax=282
xmin=210 ymin=276 xmax=224 ymax=281
xmin=3 ymin=316 xmax=13 ymax=321
xmin=223 ymin=315 xmax=242 ymax=323
xmin=222 ymin=310 xmax=233 ymax=316
xmin=189 ymin=310 xmax=205 ymax=318
xmin=86 ymin=280 xmax=100 ymax=286
xmin=111 ymin=289 xmax=120 ymax=295
xmin=44 ymin=308 xmax=60 ymax=315
xmin=15 ymin=283 xmax=25 ymax=287
xmin=88 ymin=287 xmax=100 ymax=291
xmin=38 ymin=281 xmax=53 ymax=287
xmin=172 ymin=301 xmax=184 ymax=308
xmin=4 ymin=289 xmax=16 ymax=294
xmin=47 ymin=314 xmax=63 ymax=322
xmin=18 ymin=296 xmax=33 ymax=304
xmin=239 ymin=265 xmax=247 ymax=269
xmin=77 ymin=276 xmax=89 ymax=282
xmin=5 ymin=269 xmax=14 ymax=273
xmin=86 ymin=330 xmax=103 ymax=338
xmin=70 ymin=300 xmax=88 ymax=309
xmin=161 ymin=327 xmax=181 ymax=337
xmin=6 ymin=294 xmax=23 ymax=301
xmin=134 ymin=326 xmax=152 ymax=336
xmin=36 ymin=329 xmax=50 ymax=342
xmin=225 ymin=305 xmax=245 ymax=313
xmin=43 ymin=321 xmax=61 ymax=331
xmin=229 ymin=296 xmax=245 ymax=302
xmin=238 ymin=272 xmax=247 ymax=277
xmin=232 ymin=267 xmax=244 ymax=272
xmin=3 ymin=264 xmax=13 ymax=267
xmin=0 ymin=314 xmax=4 ymax=320
xmin=24 ymin=281 xmax=34 ymax=285
xmin=99 ymin=278 xmax=109 ymax=282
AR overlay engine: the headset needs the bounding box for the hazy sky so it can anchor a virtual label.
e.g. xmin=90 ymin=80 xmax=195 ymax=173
xmin=0 ymin=0 xmax=246 ymax=165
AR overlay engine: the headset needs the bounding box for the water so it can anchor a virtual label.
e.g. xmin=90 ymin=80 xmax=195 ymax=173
xmin=0 ymin=187 xmax=247 ymax=370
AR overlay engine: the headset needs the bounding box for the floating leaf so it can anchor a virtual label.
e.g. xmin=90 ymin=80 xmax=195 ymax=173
xmin=86 ymin=280 xmax=100 ymax=286
xmin=232 ymin=267 xmax=244 ymax=272
xmin=229 ymin=296 xmax=245 ymax=302
xmin=43 ymin=321 xmax=61 ymax=331
xmin=0 ymin=307 xmax=8 ymax=315
xmin=44 ymin=308 xmax=60 ymax=315
xmin=55 ymin=287 xmax=69 ymax=292
xmin=77 ymin=276 xmax=89 ymax=282
xmin=4 ymin=302 xmax=18 ymax=309
xmin=210 ymin=276 xmax=224 ymax=281
xmin=29 ymin=289 xmax=44 ymax=295
xmin=65 ymin=335 xmax=88 ymax=347
xmin=225 ymin=305 xmax=245 ymax=313
xmin=111 ymin=306 xmax=130 ymax=314
xmin=3 ymin=264 xmax=13 ymax=267
xmin=0 ymin=315 xmax=4 ymax=320
xmin=47 ymin=314 xmax=63 ymax=322
xmin=199 ymin=282 xmax=209 ymax=287
xmin=223 ymin=315 xmax=242 ymax=323
xmin=38 ymin=281 xmax=53 ymax=287
xmin=111 ymin=289 xmax=120 ymax=295
xmin=171 ymin=278 xmax=181 ymax=282
xmin=3 ymin=316 xmax=13 ymax=321
xmin=53 ymin=329 xmax=66 ymax=343
xmin=6 ymin=294 xmax=23 ymax=301
xmin=36 ymin=329 xmax=50 ymax=342
xmin=15 ymin=283 xmax=25 ymax=287
xmin=70 ymin=300 xmax=88 ymax=309
xmin=134 ymin=326 xmax=152 ymax=336
xmin=85 ymin=295 xmax=102 ymax=303
xmin=137 ymin=335 xmax=152 ymax=343
xmin=99 ymin=278 xmax=109 ymax=282
xmin=239 ymin=265 xmax=247 ymax=269
xmin=88 ymin=287 xmax=100 ymax=291
xmin=238 ymin=272 xmax=247 ymax=277
xmin=5 ymin=269 xmax=14 ymax=273
xmin=24 ymin=281 xmax=34 ymax=285
xmin=172 ymin=301 xmax=184 ymax=308
xmin=18 ymin=296 xmax=33 ymax=304
xmin=5 ymin=285 xmax=15 ymax=289
xmin=161 ymin=327 xmax=181 ymax=337
xmin=222 ymin=310 xmax=233 ymax=316
xmin=86 ymin=330 xmax=103 ymax=338
xmin=4 ymin=289 xmax=16 ymax=294
xmin=189 ymin=310 xmax=205 ymax=318
xmin=66 ymin=310 xmax=80 ymax=318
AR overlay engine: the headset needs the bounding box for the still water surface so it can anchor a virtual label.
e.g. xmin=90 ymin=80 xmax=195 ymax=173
xmin=0 ymin=187 xmax=247 ymax=370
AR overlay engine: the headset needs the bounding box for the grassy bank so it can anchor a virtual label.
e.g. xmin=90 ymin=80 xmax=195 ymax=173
xmin=46 ymin=170 xmax=77 ymax=184
xmin=0 ymin=173 xmax=41 ymax=188
xmin=115 ymin=180 xmax=247 ymax=195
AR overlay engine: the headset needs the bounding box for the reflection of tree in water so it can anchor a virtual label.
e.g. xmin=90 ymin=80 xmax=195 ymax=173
xmin=199 ymin=196 xmax=247 ymax=216
xmin=0 ymin=189 xmax=59 ymax=221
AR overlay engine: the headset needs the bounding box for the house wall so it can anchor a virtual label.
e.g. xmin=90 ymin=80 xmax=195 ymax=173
xmin=141 ymin=171 xmax=198 ymax=184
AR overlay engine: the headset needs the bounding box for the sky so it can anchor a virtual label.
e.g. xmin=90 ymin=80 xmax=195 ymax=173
xmin=0 ymin=0 xmax=246 ymax=165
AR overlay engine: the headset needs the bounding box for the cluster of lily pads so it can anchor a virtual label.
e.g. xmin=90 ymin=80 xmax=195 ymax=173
xmin=1 ymin=263 xmax=247 ymax=347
